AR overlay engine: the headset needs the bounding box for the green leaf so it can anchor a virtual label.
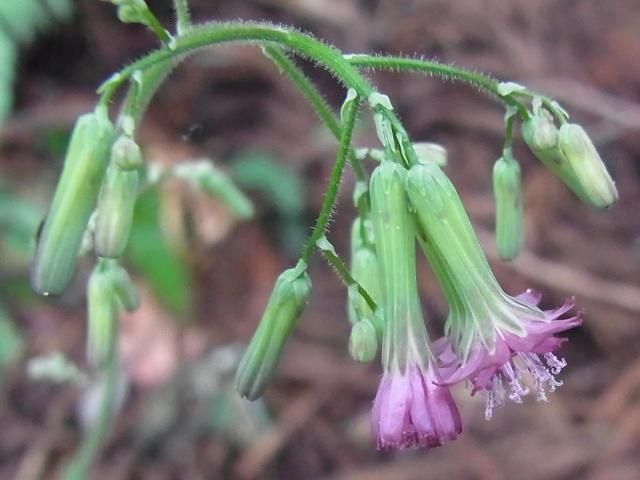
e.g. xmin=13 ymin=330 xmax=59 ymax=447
xmin=126 ymin=186 xmax=192 ymax=318
xmin=231 ymin=151 xmax=307 ymax=254
xmin=0 ymin=305 xmax=23 ymax=373
xmin=0 ymin=182 xmax=43 ymax=270
xmin=0 ymin=0 xmax=74 ymax=130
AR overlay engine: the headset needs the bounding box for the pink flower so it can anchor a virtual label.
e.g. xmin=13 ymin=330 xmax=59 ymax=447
xmin=368 ymin=162 xmax=462 ymax=450
xmin=371 ymin=364 xmax=462 ymax=449
xmin=437 ymin=290 xmax=582 ymax=419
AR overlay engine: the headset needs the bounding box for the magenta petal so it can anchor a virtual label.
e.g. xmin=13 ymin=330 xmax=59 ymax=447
xmin=439 ymin=291 xmax=582 ymax=418
xmin=374 ymin=372 xmax=411 ymax=448
xmin=544 ymin=296 xmax=576 ymax=318
xmin=505 ymin=314 xmax=582 ymax=353
xmin=371 ymin=365 xmax=461 ymax=450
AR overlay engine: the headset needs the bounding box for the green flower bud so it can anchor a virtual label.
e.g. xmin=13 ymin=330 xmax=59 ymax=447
xmin=94 ymin=165 xmax=139 ymax=258
xmin=111 ymin=135 xmax=143 ymax=171
xmin=87 ymin=262 xmax=117 ymax=367
xmin=174 ymin=161 xmax=254 ymax=220
xmin=235 ymin=260 xmax=311 ymax=400
xmin=522 ymin=108 xmax=617 ymax=209
xmin=406 ymin=162 xmax=491 ymax=279
xmin=347 ymin=218 xmax=381 ymax=326
xmin=31 ymin=109 xmax=114 ymax=295
xmin=406 ymin=163 xmax=529 ymax=350
xmin=558 ymin=123 xmax=618 ymax=209
xmin=492 ymin=154 xmax=524 ymax=261
xmin=348 ymin=318 xmax=378 ymax=363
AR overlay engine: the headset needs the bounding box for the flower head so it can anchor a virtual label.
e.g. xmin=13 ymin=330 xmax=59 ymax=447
xmin=436 ymin=290 xmax=581 ymax=419
xmin=406 ymin=162 xmax=582 ymax=419
xmin=369 ymin=160 xmax=461 ymax=449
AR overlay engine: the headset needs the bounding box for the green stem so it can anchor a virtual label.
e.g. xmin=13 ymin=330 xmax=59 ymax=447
xmin=173 ymin=0 xmax=191 ymax=34
xmin=349 ymin=54 xmax=498 ymax=95
xmin=301 ymin=95 xmax=361 ymax=263
xmin=117 ymin=59 xmax=175 ymax=132
xmin=321 ymin=247 xmax=378 ymax=313
xmin=98 ymin=22 xmax=376 ymax=110
xmin=60 ymin=339 xmax=118 ymax=479
xmin=347 ymin=54 xmax=528 ymax=118
xmin=502 ymin=111 xmax=515 ymax=153
xmin=262 ymin=46 xmax=366 ymax=182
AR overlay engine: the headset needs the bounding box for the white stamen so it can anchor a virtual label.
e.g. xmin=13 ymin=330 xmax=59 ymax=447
xmin=483 ymin=350 xmax=569 ymax=419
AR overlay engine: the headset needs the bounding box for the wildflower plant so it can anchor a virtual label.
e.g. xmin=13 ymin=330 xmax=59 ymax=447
xmin=29 ymin=0 xmax=618 ymax=472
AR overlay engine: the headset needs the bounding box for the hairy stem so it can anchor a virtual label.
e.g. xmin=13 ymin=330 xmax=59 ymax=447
xmin=347 ymin=54 xmax=528 ymax=117
xmin=320 ymin=245 xmax=378 ymax=313
xmin=117 ymin=59 xmax=175 ymax=131
xmin=173 ymin=0 xmax=191 ymax=34
xmin=99 ymin=22 xmax=376 ymax=107
xmin=302 ymin=95 xmax=361 ymax=263
xmin=263 ymin=46 xmax=366 ymax=182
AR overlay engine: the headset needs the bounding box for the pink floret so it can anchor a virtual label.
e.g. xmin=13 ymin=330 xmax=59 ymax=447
xmin=438 ymin=290 xmax=582 ymax=420
xmin=371 ymin=364 xmax=462 ymax=449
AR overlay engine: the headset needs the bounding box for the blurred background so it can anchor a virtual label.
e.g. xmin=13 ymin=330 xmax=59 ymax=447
xmin=0 ymin=0 xmax=639 ymax=478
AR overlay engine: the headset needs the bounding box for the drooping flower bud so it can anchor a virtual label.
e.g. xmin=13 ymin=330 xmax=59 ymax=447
xmin=557 ymin=123 xmax=618 ymax=209
xmin=174 ymin=160 xmax=254 ymax=220
xmin=235 ymin=260 xmax=311 ymax=400
xmin=31 ymin=108 xmax=114 ymax=295
xmin=94 ymin=165 xmax=139 ymax=259
xmin=521 ymin=107 xmax=586 ymax=198
xmin=87 ymin=261 xmax=117 ymax=367
xmin=369 ymin=160 xmax=461 ymax=449
xmin=522 ymin=107 xmax=617 ymax=209
xmin=349 ymin=318 xmax=378 ymax=363
xmin=492 ymin=153 xmax=524 ymax=261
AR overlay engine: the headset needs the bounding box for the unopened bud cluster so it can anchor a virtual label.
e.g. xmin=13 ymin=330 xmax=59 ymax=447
xmin=522 ymin=102 xmax=618 ymax=209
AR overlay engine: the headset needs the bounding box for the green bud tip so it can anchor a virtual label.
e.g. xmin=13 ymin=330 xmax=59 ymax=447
xmin=348 ymin=318 xmax=378 ymax=363
xmin=111 ymin=135 xmax=143 ymax=171
xmin=522 ymin=108 xmax=558 ymax=152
